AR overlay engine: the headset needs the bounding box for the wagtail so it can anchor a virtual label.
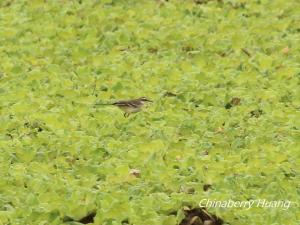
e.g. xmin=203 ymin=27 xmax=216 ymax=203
xmin=96 ymin=97 xmax=153 ymax=117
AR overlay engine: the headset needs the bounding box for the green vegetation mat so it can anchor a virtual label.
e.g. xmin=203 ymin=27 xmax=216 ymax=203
xmin=0 ymin=0 xmax=299 ymax=224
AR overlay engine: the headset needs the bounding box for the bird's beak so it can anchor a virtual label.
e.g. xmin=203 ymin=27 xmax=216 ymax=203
xmin=146 ymin=99 xmax=153 ymax=102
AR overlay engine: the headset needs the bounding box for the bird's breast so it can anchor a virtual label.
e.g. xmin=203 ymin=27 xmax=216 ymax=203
xmin=118 ymin=106 xmax=141 ymax=113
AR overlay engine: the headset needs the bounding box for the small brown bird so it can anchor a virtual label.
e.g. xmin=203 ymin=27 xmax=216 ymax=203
xmin=96 ymin=97 xmax=153 ymax=117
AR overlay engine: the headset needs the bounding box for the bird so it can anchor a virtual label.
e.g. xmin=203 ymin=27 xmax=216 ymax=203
xmin=95 ymin=97 xmax=153 ymax=117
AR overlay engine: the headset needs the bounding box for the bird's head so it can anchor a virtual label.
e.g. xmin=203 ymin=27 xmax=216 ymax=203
xmin=139 ymin=97 xmax=153 ymax=102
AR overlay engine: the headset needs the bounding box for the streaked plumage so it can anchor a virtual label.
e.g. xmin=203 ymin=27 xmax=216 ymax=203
xmin=97 ymin=97 xmax=152 ymax=117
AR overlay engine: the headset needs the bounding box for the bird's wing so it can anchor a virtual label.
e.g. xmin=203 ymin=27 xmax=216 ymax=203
xmin=113 ymin=100 xmax=140 ymax=107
